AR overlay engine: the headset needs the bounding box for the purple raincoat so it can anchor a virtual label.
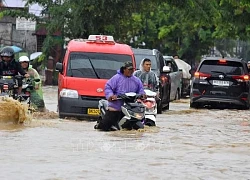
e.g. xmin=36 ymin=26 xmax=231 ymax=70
xmin=105 ymin=70 xmax=145 ymax=110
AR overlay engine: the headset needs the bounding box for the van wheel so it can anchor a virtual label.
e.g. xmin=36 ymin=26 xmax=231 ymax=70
xmin=59 ymin=113 xmax=65 ymax=119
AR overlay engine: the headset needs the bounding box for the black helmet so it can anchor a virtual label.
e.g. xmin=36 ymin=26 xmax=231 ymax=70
xmin=0 ymin=46 xmax=14 ymax=57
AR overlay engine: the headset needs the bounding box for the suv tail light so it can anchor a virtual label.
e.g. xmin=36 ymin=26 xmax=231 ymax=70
xmin=194 ymin=72 xmax=211 ymax=79
xmin=3 ymin=84 xmax=8 ymax=90
xmin=218 ymin=59 xmax=227 ymax=64
xmin=160 ymin=75 xmax=169 ymax=85
xmin=232 ymin=75 xmax=249 ymax=82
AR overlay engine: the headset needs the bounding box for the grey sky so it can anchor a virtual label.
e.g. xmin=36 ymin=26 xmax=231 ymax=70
xmin=3 ymin=0 xmax=42 ymax=15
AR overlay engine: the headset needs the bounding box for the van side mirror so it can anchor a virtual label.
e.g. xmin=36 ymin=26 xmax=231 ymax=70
xmin=162 ymin=66 xmax=171 ymax=73
xmin=56 ymin=62 xmax=63 ymax=73
xmin=179 ymin=69 xmax=183 ymax=72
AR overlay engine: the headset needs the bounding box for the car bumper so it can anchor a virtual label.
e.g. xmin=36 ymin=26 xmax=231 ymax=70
xmin=191 ymin=94 xmax=249 ymax=106
xmin=58 ymin=96 xmax=102 ymax=119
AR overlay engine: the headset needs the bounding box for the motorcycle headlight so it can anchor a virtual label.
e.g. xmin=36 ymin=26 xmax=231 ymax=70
xmin=60 ymin=89 xmax=78 ymax=98
xmin=128 ymin=110 xmax=144 ymax=119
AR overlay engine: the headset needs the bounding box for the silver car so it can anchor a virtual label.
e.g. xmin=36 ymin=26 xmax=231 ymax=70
xmin=163 ymin=56 xmax=182 ymax=100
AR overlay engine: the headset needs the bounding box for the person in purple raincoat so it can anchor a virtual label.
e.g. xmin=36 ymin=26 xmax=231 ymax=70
xmin=96 ymin=61 xmax=145 ymax=131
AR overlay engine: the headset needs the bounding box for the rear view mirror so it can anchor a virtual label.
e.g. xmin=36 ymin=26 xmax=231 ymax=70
xmin=56 ymin=62 xmax=63 ymax=73
xmin=162 ymin=66 xmax=171 ymax=73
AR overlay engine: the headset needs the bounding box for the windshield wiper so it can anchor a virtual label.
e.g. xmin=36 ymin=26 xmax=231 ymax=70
xmin=80 ymin=54 xmax=100 ymax=79
xmin=211 ymin=71 xmax=227 ymax=76
xmin=70 ymin=54 xmax=100 ymax=79
xmin=88 ymin=58 xmax=100 ymax=79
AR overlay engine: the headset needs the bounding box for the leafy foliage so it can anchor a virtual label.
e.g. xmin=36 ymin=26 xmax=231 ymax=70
xmin=1 ymin=0 xmax=250 ymax=63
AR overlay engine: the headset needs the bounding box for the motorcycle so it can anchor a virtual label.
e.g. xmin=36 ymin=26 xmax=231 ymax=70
xmin=138 ymin=89 xmax=157 ymax=126
xmin=96 ymin=92 xmax=145 ymax=131
xmin=0 ymin=75 xmax=22 ymax=100
xmin=21 ymin=78 xmax=40 ymax=109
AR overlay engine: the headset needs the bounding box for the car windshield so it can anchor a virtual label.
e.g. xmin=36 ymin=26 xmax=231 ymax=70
xmin=67 ymin=52 xmax=133 ymax=79
xmin=134 ymin=54 xmax=157 ymax=71
xmin=199 ymin=60 xmax=244 ymax=75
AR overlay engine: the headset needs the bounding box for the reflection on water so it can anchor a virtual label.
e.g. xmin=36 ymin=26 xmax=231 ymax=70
xmin=32 ymin=111 xmax=58 ymax=120
xmin=0 ymin=87 xmax=250 ymax=179
xmin=165 ymin=108 xmax=202 ymax=115
xmin=109 ymin=126 xmax=160 ymax=138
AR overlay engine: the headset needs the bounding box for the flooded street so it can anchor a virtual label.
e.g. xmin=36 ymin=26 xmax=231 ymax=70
xmin=0 ymin=86 xmax=250 ymax=179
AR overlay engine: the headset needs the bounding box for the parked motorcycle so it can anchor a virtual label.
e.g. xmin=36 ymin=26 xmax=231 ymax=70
xmin=138 ymin=89 xmax=157 ymax=126
xmin=96 ymin=92 xmax=145 ymax=131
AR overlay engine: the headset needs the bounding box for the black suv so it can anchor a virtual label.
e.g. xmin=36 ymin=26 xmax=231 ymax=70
xmin=132 ymin=48 xmax=171 ymax=113
xmin=190 ymin=57 xmax=250 ymax=109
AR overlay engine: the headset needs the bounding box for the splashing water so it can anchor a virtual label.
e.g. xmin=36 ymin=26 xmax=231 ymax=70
xmin=0 ymin=96 xmax=31 ymax=124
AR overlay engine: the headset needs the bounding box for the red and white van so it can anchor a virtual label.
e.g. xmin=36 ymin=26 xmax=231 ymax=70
xmin=56 ymin=35 xmax=135 ymax=119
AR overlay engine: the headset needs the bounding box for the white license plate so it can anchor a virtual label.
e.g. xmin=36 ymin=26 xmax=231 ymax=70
xmin=212 ymin=80 xmax=229 ymax=86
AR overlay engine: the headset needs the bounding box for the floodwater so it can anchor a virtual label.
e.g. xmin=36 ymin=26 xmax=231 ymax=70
xmin=0 ymin=87 xmax=250 ymax=180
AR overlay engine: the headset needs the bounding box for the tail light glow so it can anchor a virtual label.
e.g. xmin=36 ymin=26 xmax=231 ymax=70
xmin=194 ymin=72 xmax=211 ymax=79
xmin=218 ymin=59 xmax=227 ymax=64
xmin=232 ymin=75 xmax=249 ymax=82
xmin=3 ymin=85 xmax=8 ymax=90
xmin=160 ymin=75 xmax=168 ymax=84
xmin=241 ymin=97 xmax=247 ymax=101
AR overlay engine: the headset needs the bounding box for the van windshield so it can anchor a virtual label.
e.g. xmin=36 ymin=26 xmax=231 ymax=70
xmin=67 ymin=52 xmax=133 ymax=79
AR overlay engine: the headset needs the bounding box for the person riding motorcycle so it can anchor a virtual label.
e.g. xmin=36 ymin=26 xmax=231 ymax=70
xmin=133 ymin=58 xmax=159 ymax=94
xmin=19 ymin=55 xmax=45 ymax=111
xmin=95 ymin=61 xmax=145 ymax=131
xmin=0 ymin=46 xmax=29 ymax=95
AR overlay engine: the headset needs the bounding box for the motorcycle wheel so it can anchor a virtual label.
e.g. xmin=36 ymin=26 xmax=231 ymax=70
xmin=145 ymin=119 xmax=156 ymax=126
xmin=133 ymin=121 xmax=144 ymax=130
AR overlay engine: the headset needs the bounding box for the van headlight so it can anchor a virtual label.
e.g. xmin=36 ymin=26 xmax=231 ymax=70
xmin=60 ymin=89 xmax=78 ymax=98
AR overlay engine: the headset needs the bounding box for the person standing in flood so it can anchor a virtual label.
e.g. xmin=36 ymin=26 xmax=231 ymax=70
xmin=19 ymin=56 xmax=45 ymax=112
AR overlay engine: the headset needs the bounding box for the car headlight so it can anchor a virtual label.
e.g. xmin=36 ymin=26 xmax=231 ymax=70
xmin=60 ymin=89 xmax=78 ymax=98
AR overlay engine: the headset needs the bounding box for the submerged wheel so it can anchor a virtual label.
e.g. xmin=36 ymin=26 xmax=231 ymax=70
xmin=58 ymin=112 xmax=65 ymax=119
xmin=190 ymin=102 xmax=201 ymax=109
xmin=145 ymin=119 xmax=156 ymax=126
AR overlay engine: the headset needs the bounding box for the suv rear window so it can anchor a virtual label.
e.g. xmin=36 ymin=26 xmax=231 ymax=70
xmin=199 ymin=60 xmax=244 ymax=75
xmin=67 ymin=52 xmax=133 ymax=79
xmin=134 ymin=54 xmax=157 ymax=71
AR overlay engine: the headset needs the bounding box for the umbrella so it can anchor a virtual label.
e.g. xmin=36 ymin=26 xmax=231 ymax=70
xmin=11 ymin=45 xmax=23 ymax=53
xmin=30 ymin=52 xmax=42 ymax=61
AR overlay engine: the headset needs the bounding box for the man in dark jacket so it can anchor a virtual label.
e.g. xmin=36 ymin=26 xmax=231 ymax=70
xmin=0 ymin=46 xmax=29 ymax=95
